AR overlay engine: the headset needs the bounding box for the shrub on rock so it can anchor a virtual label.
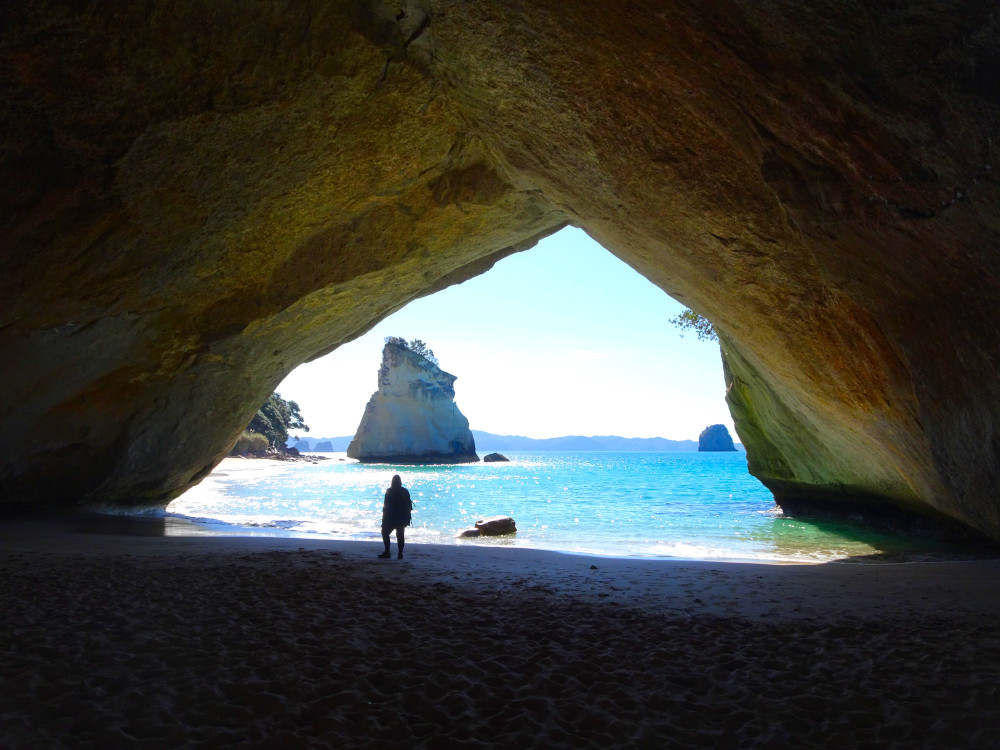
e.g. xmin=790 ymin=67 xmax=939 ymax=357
xmin=231 ymin=431 xmax=269 ymax=456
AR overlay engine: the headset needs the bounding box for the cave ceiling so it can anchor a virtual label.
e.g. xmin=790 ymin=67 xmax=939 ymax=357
xmin=2 ymin=1 xmax=999 ymax=540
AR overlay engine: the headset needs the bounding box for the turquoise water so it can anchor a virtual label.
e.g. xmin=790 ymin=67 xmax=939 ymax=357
xmin=168 ymin=451 xmax=939 ymax=563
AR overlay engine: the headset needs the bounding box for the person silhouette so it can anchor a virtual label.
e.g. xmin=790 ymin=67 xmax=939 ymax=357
xmin=378 ymin=474 xmax=411 ymax=559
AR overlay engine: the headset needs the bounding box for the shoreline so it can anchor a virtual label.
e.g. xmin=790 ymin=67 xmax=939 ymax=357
xmin=159 ymin=509 xmax=1000 ymax=567
xmin=3 ymin=512 xmax=1000 ymax=619
xmin=2 ymin=515 xmax=999 ymax=747
xmin=168 ymin=456 xmax=996 ymax=566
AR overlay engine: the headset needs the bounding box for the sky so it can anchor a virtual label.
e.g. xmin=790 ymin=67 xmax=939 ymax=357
xmin=277 ymin=227 xmax=735 ymax=441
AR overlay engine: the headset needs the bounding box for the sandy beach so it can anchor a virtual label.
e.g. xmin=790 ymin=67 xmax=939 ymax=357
xmin=1 ymin=515 xmax=999 ymax=749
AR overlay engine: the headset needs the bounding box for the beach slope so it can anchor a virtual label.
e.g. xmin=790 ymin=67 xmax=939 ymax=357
xmin=1 ymin=517 xmax=998 ymax=748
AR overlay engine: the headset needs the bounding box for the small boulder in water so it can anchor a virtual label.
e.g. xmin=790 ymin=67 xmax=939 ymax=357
xmin=483 ymin=452 xmax=509 ymax=462
xmin=456 ymin=527 xmax=481 ymax=538
xmin=474 ymin=516 xmax=517 ymax=536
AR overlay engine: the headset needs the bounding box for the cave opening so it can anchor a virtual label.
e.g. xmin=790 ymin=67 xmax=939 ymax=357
xmin=279 ymin=226 xmax=735 ymax=448
xmin=167 ymin=227 xmax=946 ymax=562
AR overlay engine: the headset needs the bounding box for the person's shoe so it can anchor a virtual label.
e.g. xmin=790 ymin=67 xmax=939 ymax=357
xmin=377 ymin=551 xmax=391 ymax=559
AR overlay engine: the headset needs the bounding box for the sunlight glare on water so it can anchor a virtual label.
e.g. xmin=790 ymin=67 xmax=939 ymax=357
xmin=169 ymin=451 xmax=937 ymax=563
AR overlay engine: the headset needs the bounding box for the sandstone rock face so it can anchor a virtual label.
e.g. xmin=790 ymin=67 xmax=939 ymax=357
xmin=2 ymin=2 xmax=1000 ymax=541
xmin=347 ymin=343 xmax=478 ymax=464
xmin=698 ymin=425 xmax=737 ymax=453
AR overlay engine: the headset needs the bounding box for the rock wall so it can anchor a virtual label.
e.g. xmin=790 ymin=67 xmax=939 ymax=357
xmin=1 ymin=1 xmax=999 ymax=540
xmin=347 ymin=343 xmax=478 ymax=463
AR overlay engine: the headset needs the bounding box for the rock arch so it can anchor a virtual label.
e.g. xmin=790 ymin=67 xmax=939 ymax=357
xmin=2 ymin=1 xmax=999 ymax=540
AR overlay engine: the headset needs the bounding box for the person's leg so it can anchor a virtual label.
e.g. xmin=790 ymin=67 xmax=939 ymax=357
xmin=378 ymin=527 xmax=392 ymax=558
xmin=396 ymin=526 xmax=405 ymax=559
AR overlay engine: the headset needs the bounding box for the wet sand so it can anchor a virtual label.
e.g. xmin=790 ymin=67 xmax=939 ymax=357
xmin=1 ymin=515 xmax=999 ymax=748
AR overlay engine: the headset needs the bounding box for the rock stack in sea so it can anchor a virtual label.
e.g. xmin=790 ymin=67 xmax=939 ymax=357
xmin=698 ymin=424 xmax=737 ymax=452
xmin=347 ymin=342 xmax=479 ymax=464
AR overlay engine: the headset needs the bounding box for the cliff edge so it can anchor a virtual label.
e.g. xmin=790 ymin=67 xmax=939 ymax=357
xmin=347 ymin=343 xmax=479 ymax=464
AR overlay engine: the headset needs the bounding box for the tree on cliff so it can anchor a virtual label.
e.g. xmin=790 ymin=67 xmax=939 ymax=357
xmin=669 ymin=309 xmax=717 ymax=342
xmin=384 ymin=335 xmax=439 ymax=365
xmin=247 ymin=392 xmax=309 ymax=447
xmin=407 ymin=339 xmax=438 ymax=364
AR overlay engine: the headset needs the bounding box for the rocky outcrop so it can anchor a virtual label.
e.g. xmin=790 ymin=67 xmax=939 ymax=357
xmin=458 ymin=516 xmax=517 ymax=537
xmin=347 ymin=343 xmax=478 ymax=464
xmin=313 ymin=441 xmax=334 ymax=452
xmin=475 ymin=517 xmax=517 ymax=536
xmin=698 ymin=425 xmax=737 ymax=452
xmin=2 ymin=2 xmax=1000 ymax=541
xmin=483 ymin=453 xmax=510 ymax=463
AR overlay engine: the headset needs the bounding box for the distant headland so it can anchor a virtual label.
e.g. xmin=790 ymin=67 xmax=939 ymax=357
xmin=292 ymin=430 xmax=744 ymax=453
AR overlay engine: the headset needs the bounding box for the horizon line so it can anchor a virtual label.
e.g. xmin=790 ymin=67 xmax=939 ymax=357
xmin=293 ymin=428 xmax=740 ymax=444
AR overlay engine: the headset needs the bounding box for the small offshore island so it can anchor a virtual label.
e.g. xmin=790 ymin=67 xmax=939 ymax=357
xmin=698 ymin=423 xmax=737 ymax=452
xmin=347 ymin=339 xmax=479 ymax=464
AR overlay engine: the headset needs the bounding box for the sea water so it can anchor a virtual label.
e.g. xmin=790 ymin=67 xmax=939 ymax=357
xmin=166 ymin=451 xmax=956 ymax=563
